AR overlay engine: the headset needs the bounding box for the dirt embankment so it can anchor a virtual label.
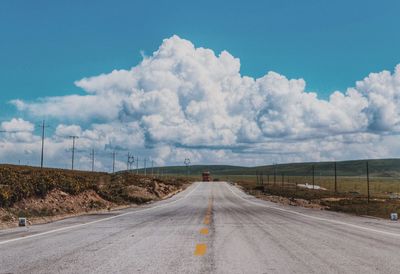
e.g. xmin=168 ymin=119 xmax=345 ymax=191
xmin=234 ymin=183 xmax=327 ymax=210
xmin=0 ymin=165 xmax=190 ymax=229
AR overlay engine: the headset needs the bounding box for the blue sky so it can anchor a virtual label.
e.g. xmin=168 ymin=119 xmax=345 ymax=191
xmin=1 ymin=0 xmax=399 ymax=114
xmin=1 ymin=0 xmax=400 ymax=169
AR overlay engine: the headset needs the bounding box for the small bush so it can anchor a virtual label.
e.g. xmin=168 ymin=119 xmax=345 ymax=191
xmin=1 ymin=214 xmax=13 ymax=222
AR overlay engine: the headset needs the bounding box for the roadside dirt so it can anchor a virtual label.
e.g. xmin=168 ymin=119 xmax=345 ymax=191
xmin=0 ymin=164 xmax=190 ymax=229
xmin=253 ymin=193 xmax=328 ymax=210
xmin=235 ymin=183 xmax=327 ymax=210
xmin=235 ymin=182 xmax=400 ymax=219
xmin=0 ymin=189 xmax=116 ymax=229
xmin=0 ymin=184 xmax=187 ymax=229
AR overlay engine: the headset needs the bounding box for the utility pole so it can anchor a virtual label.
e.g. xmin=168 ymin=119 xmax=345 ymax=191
xmin=90 ymin=148 xmax=95 ymax=172
xmin=273 ymin=163 xmax=277 ymax=186
xmin=151 ymin=160 xmax=154 ymax=177
xmin=312 ymin=164 xmax=315 ymax=190
xmin=136 ymin=156 xmax=139 ymax=174
xmin=184 ymin=158 xmax=191 ymax=178
xmin=256 ymin=170 xmax=259 ymax=185
xmin=127 ymin=153 xmax=134 ymax=171
xmin=40 ymin=120 xmax=46 ymax=169
xmin=112 ymin=151 xmax=116 ymax=173
xmin=334 ymin=161 xmax=337 ymax=194
xmin=69 ymin=136 xmax=79 ymax=170
xmin=144 ymin=158 xmax=147 ymax=176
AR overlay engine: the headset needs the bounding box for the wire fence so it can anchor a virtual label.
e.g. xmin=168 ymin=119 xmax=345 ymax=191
xmin=217 ymin=160 xmax=400 ymax=202
xmin=206 ymin=161 xmax=400 ymax=218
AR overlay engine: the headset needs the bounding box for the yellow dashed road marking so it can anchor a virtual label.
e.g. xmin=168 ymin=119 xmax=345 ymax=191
xmin=194 ymin=187 xmax=213 ymax=257
xmin=194 ymin=244 xmax=207 ymax=256
xmin=203 ymin=197 xmax=213 ymax=225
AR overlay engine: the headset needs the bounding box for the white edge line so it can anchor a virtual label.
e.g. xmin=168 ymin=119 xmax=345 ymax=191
xmin=225 ymin=182 xmax=400 ymax=238
xmin=0 ymin=182 xmax=201 ymax=246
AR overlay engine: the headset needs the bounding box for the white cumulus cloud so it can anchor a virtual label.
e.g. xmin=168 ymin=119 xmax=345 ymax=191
xmin=4 ymin=35 xmax=400 ymax=169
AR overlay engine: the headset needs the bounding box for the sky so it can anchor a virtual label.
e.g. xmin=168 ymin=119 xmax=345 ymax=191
xmin=1 ymin=0 xmax=400 ymax=171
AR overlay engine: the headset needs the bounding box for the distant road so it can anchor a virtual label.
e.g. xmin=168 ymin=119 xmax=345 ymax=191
xmin=1 ymin=182 xmax=400 ymax=273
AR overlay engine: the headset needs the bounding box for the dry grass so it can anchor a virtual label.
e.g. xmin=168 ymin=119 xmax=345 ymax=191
xmin=218 ymin=174 xmax=400 ymax=196
xmin=0 ymin=164 xmax=190 ymax=226
xmin=220 ymin=174 xmax=400 ymax=219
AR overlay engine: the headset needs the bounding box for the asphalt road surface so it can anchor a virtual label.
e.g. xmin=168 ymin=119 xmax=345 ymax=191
xmin=1 ymin=182 xmax=400 ymax=274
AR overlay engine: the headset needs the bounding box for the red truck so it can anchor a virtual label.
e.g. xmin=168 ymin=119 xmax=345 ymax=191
xmin=202 ymin=171 xmax=211 ymax=182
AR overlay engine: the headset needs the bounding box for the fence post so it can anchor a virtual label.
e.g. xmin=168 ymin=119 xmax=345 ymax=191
xmin=312 ymin=165 xmax=315 ymax=190
xmin=334 ymin=161 xmax=337 ymax=194
xmin=256 ymin=171 xmax=260 ymax=186
xmin=256 ymin=170 xmax=259 ymax=186
xmin=261 ymin=172 xmax=264 ymax=186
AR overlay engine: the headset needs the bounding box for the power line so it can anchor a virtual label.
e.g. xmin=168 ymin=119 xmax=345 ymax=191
xmin=69 ymin=136 xmax=79 ymax=170
xmin=90 ymin=148 xmax=95 ymax=172
xmin=184 ymin=158 xmax=191 ymax=178
xmin=35 ymin=120 xmax=51 ymax=169
xmin=127 ymin=153 xmax=135 ymax=171
xmin=112 ymin=151 xmax=116 ymax=173
xmin=40 ymin=120 xmax=45 ymax=168
xmin=2 ymin=125 xmax=50 ymax=168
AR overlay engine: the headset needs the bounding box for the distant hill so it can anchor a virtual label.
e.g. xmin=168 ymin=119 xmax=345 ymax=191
xmin=149 ymin=159 xmax=400 ymax=177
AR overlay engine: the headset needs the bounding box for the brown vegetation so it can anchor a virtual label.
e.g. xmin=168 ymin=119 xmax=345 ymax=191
xmin=235 ymin=179 xmax=400 ymax=219
xmin=0 ymin=164 xmax=189 ymax=228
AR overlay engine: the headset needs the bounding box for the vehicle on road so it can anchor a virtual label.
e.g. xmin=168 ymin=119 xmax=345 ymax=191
xmin=202 ymin=171 xmax=211 ymax=182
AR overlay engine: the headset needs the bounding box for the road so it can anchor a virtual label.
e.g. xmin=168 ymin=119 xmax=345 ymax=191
xmin=1 ymin=181 xmax=400 ymax=273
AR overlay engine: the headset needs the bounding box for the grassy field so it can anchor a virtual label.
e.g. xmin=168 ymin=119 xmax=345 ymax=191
xmin=220 ymin=174 xmax=400 ymax=219
xmin=214 ymin=174 xmax=400 ymax=197
xmin=164 ymin=160 xmax=400 ymax=219
xmin=152 ymin=158 xmax=400 ymax=177
xmin=154 ymin=158 xmax=400 ymax=198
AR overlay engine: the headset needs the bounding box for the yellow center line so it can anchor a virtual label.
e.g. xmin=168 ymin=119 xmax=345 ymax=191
xmin=194 ymin=190 xmax=213 ymax=257
xmin=194 ymin=244 xmax=207 ymax=256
